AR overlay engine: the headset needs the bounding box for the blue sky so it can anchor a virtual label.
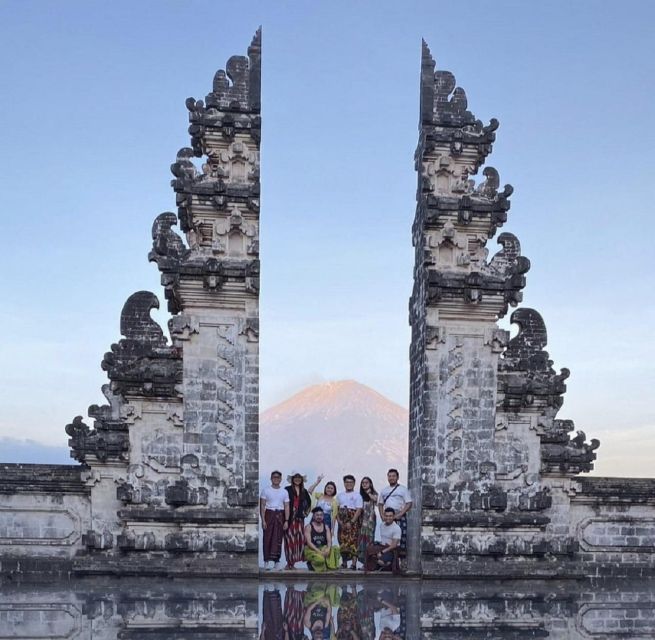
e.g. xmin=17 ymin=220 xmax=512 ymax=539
xmin=0 ymin=1 xmax=653 ymax=475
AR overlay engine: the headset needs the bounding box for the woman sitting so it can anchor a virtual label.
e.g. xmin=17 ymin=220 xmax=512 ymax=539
xmin=303 ymin=507 xmax=341 ymax=572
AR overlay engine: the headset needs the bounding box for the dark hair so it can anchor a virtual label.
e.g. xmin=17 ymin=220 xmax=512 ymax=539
xmin=288 ymin=474 xmax=305 ymax=495
xmin=311 ymin=506 xmax=324 ymax=514
xmin=387 ymin=468 xmax=399 ymax=476
xmin=359 ymin=476 xmax=377 ymax=502
xmin=271 ymin=470 xmax=282 ymax=478
xmin=324 ymin=481 xmax=337 ymax=496
xmin=384 ymin=507 xmax=396 ymax=515
xmin=343 ymin=474 xmax=356 ymax=483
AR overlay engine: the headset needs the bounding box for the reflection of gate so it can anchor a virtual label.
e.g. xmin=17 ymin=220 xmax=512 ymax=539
xmin=4 ymin=579 xmax=655 ymax=638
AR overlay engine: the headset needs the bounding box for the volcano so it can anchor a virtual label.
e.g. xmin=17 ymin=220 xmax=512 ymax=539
xmin=260 ymin=380 xmax=408 ymax=489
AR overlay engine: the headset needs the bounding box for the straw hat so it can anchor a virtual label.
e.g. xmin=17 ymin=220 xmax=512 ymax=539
xmin=287 ymin=471 xmax=307 ymax=483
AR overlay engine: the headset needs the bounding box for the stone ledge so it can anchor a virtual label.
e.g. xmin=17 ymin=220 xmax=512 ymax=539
xmin=574 ymin=477 xmax=655 ymax=505
xmin=420 ymin=557 xmax=584 ymax=579
xmin=118 ymin=506 xmax=257 ymax=524
xmin=0 ymin=463 xmax=89 ymax=495
xmin=420 ymin=627 xmax=547 ymax=639
xmin=422 ymin=512 xmax=550 ymax=528
xmin=71 ymin=554 xmax=258 ymax=577
xmin=0 ymin=557 xmax=75 ymax=583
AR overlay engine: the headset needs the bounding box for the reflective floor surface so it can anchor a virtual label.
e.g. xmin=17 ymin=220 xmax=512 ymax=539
xmin=1 ymin=577 xmax=655 ymax=639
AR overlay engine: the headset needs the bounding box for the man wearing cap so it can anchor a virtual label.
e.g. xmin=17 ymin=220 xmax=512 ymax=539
xmin=260 ymin=470 xmax=290 ymax=570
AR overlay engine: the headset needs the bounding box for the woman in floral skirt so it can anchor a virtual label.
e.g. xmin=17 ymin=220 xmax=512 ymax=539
xmin=357 ymin=476 xmax=378 ymax=568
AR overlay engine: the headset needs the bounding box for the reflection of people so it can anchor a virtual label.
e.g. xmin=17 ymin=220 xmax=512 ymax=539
xmin=377 ymin=600 xmax=402 ymax=640
xmin=337 ymin=475 xmax=363 ymax=569
xmin=376 ymin=589 xmax=405 ymax=640
xmin=284 ymin=472 xmax=312 ymax=569
xmin=260 ymin=470 xmax=290 ymax=570
xmin=336 ymin=588 xmax=362 ymax=640
xmin=357 ymin=476 xmax=378 ymax=566
xmin=377 ymin=469 xmax=412 ymax=560
xmin=284 ymin=585 xmax=307 ymax=640
xmin=260 ymin=586 xmax=285 ymax=640
xmin=304 ymin=507 xmax=341 ymax=572
xmin=365 ymin=508 xmax=400 ymax=572
xmin=313 ymin=480 xmax=338 ymax=534
xmin=356 ymin=587 xmax=377 ymax=640
xmin=303 ymin=593 xmax=333 ymax=639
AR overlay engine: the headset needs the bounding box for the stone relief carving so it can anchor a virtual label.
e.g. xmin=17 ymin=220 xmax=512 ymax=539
xmin=212 ymin=206 xmax=258 ymax=256
xmin=202 ymin=142 xmax=259 ymax=185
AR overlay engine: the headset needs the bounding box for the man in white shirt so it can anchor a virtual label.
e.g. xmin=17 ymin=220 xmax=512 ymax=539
xmin=377 ymin=468 xmax=412 ymax=559
xmin=336 ymin=474 xmax=363 ymax=569
xmin=259 ymin=470 xmax=290 ymax=570
xmin=373 ymin=507 xmax=401 ymax=571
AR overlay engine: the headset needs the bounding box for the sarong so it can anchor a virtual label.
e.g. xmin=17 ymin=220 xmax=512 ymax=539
xmin=357 ymin=501 xmax=376 ymax=563
xmin=283 ymin=518 xmax=305 ymax=565
xmin=304 ymin=544 xmax=341 ymax=572
xmin=357 ymin=588 xmax=376 ymax=639
xmin=336 ymin=591 xmax=362 ymax=639
xmin=262 ymin=588 xmax=284 ymax=640
xmin=364 ymin=543 xmax=398 ymax=572
xmin=283 ymin=586 xmax=305 ymax=638
xmin=263 ymin=510 xmax=285 ymax=562
xmin=337 ymin=507 xmax=361 ymax=561
xmin=398 ymin=514 xmax=408 ymax=558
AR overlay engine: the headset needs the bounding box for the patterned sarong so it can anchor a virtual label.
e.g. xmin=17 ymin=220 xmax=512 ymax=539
xmin=357 ymin=500 xmax=377 ymax=563
xmin=263 ymin=510 xmax=285 ymax=562
xmin=337 ymin=507 xmax=361 ymax=561
xmin=283 ymin=587 xmax=305 ymax=638
xmin=304 ymin=544 xmax=341 ymax=572
xmin=283 ymin=518 xmax=305 ymax=565
xmin=397 ymin=514 xmax=408 ymax=558
xmin=336 ymin=591 xmax=362 ymax=639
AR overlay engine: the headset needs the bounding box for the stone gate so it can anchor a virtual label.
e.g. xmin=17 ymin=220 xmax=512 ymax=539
xmin=407 ymin=42 xmax=655 ymax=577
xmin=1 ymin=32 xmax=655 ymax=578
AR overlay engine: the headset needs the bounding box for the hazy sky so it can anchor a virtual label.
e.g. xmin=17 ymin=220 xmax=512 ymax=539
xmin=0 ymin=1 xmax=653 ymax=476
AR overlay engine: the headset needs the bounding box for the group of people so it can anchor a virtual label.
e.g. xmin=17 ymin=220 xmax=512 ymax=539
xmin=261 ymin=583 xmax=405 ymax=640
xmin=259 ymin=468 xmax=412 ymax=573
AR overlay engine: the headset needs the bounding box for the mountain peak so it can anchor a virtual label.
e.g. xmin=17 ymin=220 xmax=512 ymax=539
xmin=260 ymin=380 xmax=408 ymax=482
xmin=261 ymin=380 xmax=407 ymax=424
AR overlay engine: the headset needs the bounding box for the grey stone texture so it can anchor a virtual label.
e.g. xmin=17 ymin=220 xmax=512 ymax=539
xmin=0 ymin=30 xmax=261 ymax=577
xmin=1 ymin=34 xmax=655 ymax=579
xmin=407 ymin=41 xmax=655 ymax=577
